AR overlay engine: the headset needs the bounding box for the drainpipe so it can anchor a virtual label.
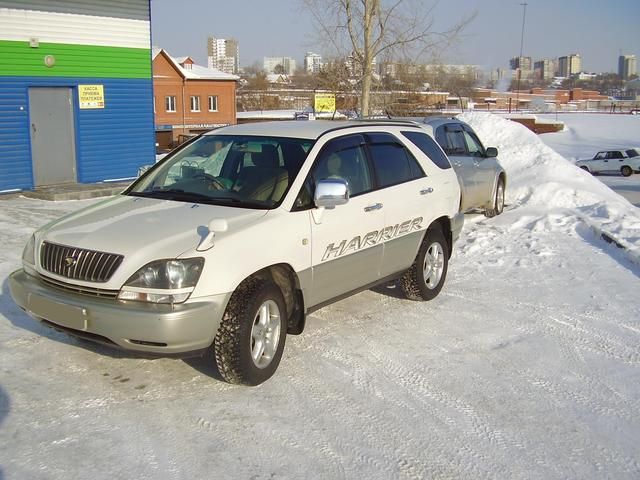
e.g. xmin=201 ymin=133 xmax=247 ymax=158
xmin=181 ymin=77 xmax=186 ymax=137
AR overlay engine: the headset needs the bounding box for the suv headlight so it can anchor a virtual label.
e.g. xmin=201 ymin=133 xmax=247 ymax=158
xmin=22 ymin=235 xmax=36 ymax=267
xmin=118 ymin=258 xmax=204 ymax=304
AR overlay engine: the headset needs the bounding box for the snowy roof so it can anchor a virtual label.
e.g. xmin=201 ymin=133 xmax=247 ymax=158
xmin=152 ymin=47 xmax=239 ymax=81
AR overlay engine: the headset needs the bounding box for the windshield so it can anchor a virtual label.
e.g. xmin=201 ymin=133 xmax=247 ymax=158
xmin=127 ymin=134 xmax=314 ymax=208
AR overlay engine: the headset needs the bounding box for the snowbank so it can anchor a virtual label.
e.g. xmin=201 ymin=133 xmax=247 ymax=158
xmin=459 ymin=112 xmax=640 ymax=258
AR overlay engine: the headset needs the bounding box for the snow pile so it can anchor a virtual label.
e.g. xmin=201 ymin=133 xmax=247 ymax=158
xmin=459 ymin=112 xmax=640 ymax=257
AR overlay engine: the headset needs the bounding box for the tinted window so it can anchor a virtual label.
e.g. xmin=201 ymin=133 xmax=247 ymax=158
xmin=402 ymin=130 xmax=451 ymax=169
xmin=626 ymin=149 xmax=639 ymax=158
xmin=294 ymin=134 xmax=371 ymax=210
xmin=365 ymin=132 xmax=424 ymax=188
xmin=437 ymin=125 xmax=467 ymax=156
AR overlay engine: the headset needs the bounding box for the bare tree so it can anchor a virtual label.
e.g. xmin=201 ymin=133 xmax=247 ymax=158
xmin=302 ymin=0 xmax=475 ymax=116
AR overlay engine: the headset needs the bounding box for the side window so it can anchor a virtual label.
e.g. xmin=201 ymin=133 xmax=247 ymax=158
xmin=443 ymin=126 xmax=467 ymax=156
xmin=401 ymin=130 xmax=451 ymax=170
xmin=462 ymin=129 xmax=485 ymax=157
xmin=365 ymin=132 xmax=424 ymax=188
xmin=294 ymin=134 xmax=371 ymax=210
xmin=594 ymin=152 xmax=606 ymax=160
xmin=610 ymin=151 xmax=624 ymax=159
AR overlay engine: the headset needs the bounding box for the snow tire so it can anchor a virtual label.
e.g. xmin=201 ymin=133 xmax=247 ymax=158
xmin=400 ymin=227 xmax=449 ymax=301
xmin=209 ymin=277 xmax=287 ymax=386
xmin=484 ymin=178 xmax=505 ymax=218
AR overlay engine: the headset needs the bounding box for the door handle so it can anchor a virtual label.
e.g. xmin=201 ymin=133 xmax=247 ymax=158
xmin=364 ymin=203 xmax=383 ymax=212
xmin=420 ymin=188 xmax=434 ymax=195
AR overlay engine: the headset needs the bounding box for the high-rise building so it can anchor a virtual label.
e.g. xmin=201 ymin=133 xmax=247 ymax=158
xmin=534 ymin=59 xmax=556 ymax=80
xmin=207 ymin=37 xmax=239 ymax=74
xmin=510 ymin=56 xmax=532 ymax=72
xmin=263 ymin=56 xmax=297 ymax=75
xmin=618 ymin=54 xmax=637 ymax=80
xmin=304 ymin=52 xmax=323 ymax=74
xmin=558 ymin=54 xmax=582 ymax=77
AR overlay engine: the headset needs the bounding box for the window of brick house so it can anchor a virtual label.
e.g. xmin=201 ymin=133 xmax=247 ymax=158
xmin=208 ymin=95 xmax=218 ymax=112
xmin=165 ymin=96 xmax=176 ymax=113
xmin=190 ymin=96 xmax=200 ymax=112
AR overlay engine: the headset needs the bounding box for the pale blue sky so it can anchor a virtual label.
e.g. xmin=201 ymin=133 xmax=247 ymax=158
xmin=151 ymin=0 xmax=640 ymax=73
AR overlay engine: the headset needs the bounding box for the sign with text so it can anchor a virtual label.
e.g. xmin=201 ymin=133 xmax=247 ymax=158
xmin=314 ymin=93 xmax=336 ymax=113
xmin=78 ymin=85 xmax=105 ymax=109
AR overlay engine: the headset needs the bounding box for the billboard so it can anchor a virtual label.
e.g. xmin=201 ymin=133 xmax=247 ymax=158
xmin=314 ymin=93 xmax=336 ymax=113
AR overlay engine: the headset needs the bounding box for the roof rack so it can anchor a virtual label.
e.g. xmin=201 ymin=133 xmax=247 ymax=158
xmin=352 ymin=118 xmax=423 ymax=127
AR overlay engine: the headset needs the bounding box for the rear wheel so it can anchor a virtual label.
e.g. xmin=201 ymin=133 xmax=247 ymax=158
xmin=210 ymin=278 xmax=287 ymax=386
xmin=484 ymin=179 xmax=505 ymax=218
xmin=621 ymin=165 xmax=633 ymax=177
xmin=400 ymin=227 xmax=449 ymax=301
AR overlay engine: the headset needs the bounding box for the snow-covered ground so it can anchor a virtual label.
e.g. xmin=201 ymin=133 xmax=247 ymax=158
xmin=1 ymin=114 xmax=639 ymax=479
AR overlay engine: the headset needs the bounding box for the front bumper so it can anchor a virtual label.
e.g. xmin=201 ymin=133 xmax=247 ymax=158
xmin=9 ymin=269 xmax=231 ymax=356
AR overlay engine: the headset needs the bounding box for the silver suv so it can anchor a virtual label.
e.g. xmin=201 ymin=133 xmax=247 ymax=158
xmin=421 ymin=117 xmax=506 ymax=217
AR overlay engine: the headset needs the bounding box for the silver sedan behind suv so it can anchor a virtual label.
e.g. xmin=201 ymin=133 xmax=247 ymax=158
xmin=420 ymin=117 xmax=506 ymax=217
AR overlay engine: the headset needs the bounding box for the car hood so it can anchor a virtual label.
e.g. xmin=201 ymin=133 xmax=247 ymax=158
xmin=36 ymin=195 xmax=268 ymax=285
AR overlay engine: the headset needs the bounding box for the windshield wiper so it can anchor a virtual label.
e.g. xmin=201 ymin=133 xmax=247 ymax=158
xmin=129 ymin=189 xmax=215 ymax=203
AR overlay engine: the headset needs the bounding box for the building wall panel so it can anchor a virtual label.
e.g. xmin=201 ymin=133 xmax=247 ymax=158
xmin=0 ymin=8 xmax=150 ymax=49
xmin=0 ymin=0 xmax=150 ymax=21
xmin=0 ymin=41 xmax=151 ymax=78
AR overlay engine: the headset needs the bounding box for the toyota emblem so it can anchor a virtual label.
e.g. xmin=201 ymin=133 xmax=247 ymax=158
xmin=64 ymin=256 xmax=77 ymax=268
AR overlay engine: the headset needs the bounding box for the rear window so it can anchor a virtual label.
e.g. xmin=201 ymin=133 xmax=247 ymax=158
xmin=626 ymin=149 xmax=639 ymax=158
xmin=401 ymin=131 xmax=452 ymax=170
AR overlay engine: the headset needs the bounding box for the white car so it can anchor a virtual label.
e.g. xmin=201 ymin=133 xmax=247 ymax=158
xmin=575 ymin=149 xmax=640 ymax=177
xmin=10 ymin=120 xmax=463 ymax=386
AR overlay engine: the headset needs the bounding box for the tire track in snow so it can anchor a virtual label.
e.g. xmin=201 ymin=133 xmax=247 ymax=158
xmin=348 ymin=315 xmax=522 ymax=479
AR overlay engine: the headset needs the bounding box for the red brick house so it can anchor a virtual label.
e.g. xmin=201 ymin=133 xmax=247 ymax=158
xmin=153 ymin=48 xmax=238 ymax=148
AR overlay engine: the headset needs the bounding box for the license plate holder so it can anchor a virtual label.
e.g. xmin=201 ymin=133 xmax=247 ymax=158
xmin=27 ymin=293 xmax=87 ymax=331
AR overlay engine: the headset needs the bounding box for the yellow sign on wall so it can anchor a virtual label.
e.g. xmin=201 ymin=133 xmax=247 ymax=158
xmin=78 ymin=85 xmax=105 ymax=109
xmin=314 ymin=93 xmax=336 ymax=113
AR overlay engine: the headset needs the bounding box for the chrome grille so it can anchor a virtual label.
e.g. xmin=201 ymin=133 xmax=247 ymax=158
xmin=39 ymin=274 xmax=120 ymax=299
xmin=40 ymin=241 xmax=123 ymax=283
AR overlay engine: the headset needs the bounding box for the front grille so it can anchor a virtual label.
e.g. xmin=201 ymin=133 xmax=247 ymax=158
xmin=39 ymin=274 xmax=120 ymax=299
xmin=40 ymin=241 xmax=123 ymax=283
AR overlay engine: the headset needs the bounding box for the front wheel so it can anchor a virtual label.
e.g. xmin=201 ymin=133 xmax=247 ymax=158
xmin=621 ymin=166 xmax=633 ymax=177
xmin=400 ymin=227 xmax=449 ymax=301
xmin=484 ymin=179 xmax=505 ymax=218
xmin=210 ymin=278 xmax=287 ymax=386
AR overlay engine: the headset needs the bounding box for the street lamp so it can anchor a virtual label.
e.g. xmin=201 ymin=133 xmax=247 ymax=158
xmin=515 ymin=2 xmax=528 ymax=112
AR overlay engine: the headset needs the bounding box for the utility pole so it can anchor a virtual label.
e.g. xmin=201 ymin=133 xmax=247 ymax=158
xmin=515 ymin=2 xmax=527 ymax=112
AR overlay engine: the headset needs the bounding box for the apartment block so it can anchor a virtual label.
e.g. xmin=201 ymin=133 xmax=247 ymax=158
xmin=534 ymin=59 xmax=556 ymax=80
xmin=304 ymin=52 xmax=323 ymax=74
xmin=558 ymin=54 xmax=582 ymax=77
xmin=618 ymin=54 xmax=637 ymax=80
xmin=263 ymin=56 xmax=296 ymax=75
xmin=207 ymin=37 xmax=239 ymax=75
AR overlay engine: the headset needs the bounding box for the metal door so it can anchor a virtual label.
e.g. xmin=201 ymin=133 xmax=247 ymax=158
xmin=29 ymin=87 xmax=77 ymax=186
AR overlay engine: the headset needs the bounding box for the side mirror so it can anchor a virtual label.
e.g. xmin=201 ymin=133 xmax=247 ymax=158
xmin=485 ymin=147 xmax=498 ymax=158
xmin=314 ymin=179 xmax=349 ymax=209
